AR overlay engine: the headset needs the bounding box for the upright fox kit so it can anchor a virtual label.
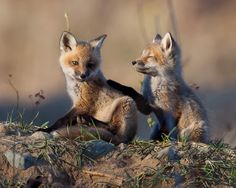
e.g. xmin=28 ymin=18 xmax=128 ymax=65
xmin=130 ymin=32 xmax=209 ymax=143
xmin=41 ymin=31 xmax=138 ymax=145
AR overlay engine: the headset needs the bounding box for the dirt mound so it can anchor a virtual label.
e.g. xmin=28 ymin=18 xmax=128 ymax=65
xmin=0 ymin=123 xmax=235 ymax=187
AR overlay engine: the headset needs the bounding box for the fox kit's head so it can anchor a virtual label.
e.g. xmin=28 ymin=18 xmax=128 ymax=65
xmin=59 ymin=31 xmax=106 ymax=82
xmin=132 ymin=32 xmax=181 ymax=77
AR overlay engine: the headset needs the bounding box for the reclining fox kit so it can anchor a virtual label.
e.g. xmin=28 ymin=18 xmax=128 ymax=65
xmin=129 ymin=32 xmax=209 ymax=143
xmin=40 ymin=31 xmax=139 ymax=145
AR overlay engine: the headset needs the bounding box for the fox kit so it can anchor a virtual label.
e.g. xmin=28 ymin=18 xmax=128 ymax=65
xmin=40 ymin=31 xmax=138 ymax=145
xmin=130 ymin=32 xmax=209 ymax=143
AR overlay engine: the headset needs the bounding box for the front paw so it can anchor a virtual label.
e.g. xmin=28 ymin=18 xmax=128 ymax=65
xmin=30 ymin=131 xmax=53 ymax=140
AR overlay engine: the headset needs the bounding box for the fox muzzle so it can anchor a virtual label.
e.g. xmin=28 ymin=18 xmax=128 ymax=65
xmin=131 ymin=60 xmax=145 ymax=66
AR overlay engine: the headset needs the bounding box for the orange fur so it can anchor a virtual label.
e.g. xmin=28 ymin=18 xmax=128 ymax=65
xmin=136 ymin=44 xmax=166 ymax=66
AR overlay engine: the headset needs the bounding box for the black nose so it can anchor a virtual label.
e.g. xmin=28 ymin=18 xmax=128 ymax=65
xmin=131 ymin=61 xmax=137 ymax=65
xmin=80 ymin=73 xmax=86 ymax=79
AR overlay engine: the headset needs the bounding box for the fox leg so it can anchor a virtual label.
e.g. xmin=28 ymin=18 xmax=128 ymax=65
xmin=36 ymin=108 xmax=78 ymax=133
xmin=177 ymin=107 xmax=209 ymax=143
xmin=41 ymin=97 xmax=137 ymax=145
xmin=150 ymin=122 xmax=170 ymax=141
xmin=50 ymin=125 xmax=123 ymax=145
xmin=37 ymin=108 xmax=108 ymax=133
xmin=107 ymin=79 xmax=153 ymax=115
xmin=107 ymin=96 xmax=137 ymax=144
xmin=107 ymin=79 xmax=167 ymax=140
xmin=179 ymin=121 xmax=209 ymax=143
xmin=74 ymin=96 xmax=137 ymax=144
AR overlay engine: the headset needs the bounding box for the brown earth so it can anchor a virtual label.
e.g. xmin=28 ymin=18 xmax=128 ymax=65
xmin=0 ymin=123 xmax=235 ymax=188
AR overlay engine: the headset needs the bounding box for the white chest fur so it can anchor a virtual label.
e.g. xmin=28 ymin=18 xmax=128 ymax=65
xmin=65 ymin=76 xmax=81 ymax=104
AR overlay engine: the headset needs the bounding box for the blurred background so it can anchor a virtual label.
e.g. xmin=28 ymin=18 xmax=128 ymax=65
xmin=0 ymin=0 xmax=236 ymax=145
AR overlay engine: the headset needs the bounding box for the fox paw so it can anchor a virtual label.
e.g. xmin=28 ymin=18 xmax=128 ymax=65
xmin=122 ymin=98 xmax=134 ymax=112
xmin=30 ymin=131 xmax=53 ymax=140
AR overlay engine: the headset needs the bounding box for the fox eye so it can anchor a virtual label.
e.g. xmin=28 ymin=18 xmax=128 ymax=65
xmin=71 ymin=61 xmax=79 ymax=65
xmin=86 ymin=62 xmax=95 ymax=69
xmin=147 ymin=56 xmax=156 ymax=61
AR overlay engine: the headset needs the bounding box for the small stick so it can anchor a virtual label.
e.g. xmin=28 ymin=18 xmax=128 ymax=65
xmin=8 ymin=77 xmax=20 ymax=112
xmin=82 ymin=170 xmax=124 ymax=186
xmin=64 ymin=13 xmax=70 ymax=31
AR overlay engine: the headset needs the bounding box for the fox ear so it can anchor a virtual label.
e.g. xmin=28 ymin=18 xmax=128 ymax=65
xmin=153 ymin=33 xmax=162 ymax=44
xmin=60 ymin=31 xmax=77 ymax=52
xmin=90 ymin=34 xmax=107 ymax=49
xmin=161 ymin=32 xmax=174 ymax=53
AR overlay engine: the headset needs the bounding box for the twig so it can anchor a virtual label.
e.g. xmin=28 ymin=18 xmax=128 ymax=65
xmin=82 ymin=170 xmax=124 ymax=186
xmin=8 ymin=77 xmax=20 ymax=112
xmin=0 ymin=138 xmax=17 ymax=144
xmin=64 ymin=13 xmax=70 ymax=32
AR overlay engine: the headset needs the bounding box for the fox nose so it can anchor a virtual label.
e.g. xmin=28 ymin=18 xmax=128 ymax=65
xmin=131 ymin=61 xmax=137 ymax=65
xmin=80 ymin=73 xmax=87 ymax=79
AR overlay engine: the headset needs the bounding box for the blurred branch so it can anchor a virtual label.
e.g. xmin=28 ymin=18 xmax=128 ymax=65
xmin=166 ymin=0 xmax=180 ymax=43
xmin=64 ymin=13 xmax=70 ymax=32
xmin=137 ymin=1 xmax=149 ymax=43
xmin=8 ymin=75 xmax=19 ymax=112
xmin=166 ymin=0 xmax=189 ymax=68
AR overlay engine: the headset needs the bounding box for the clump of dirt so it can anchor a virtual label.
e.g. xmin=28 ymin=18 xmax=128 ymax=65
xmin=0 ymin=122 xmax=236 ymax=187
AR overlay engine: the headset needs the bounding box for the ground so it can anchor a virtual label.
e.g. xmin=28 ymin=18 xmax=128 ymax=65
xmin=0 ymin=122 xmax=235 ymax=188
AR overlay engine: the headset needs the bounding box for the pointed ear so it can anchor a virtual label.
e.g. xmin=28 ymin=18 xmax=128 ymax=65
xmin=161 ymin=32 xmax=174 ymax=53
xmin=90 ymin=34 xmax=107 ymax=49
xmin=153 ymin=33 xmax=162 ymax=43
xmin=60 ymin=31 xmax=77 ymax=52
